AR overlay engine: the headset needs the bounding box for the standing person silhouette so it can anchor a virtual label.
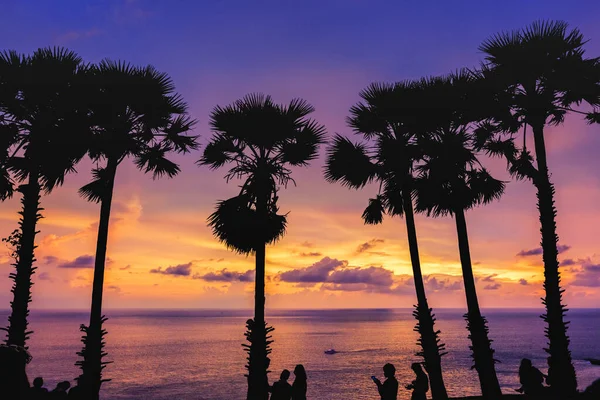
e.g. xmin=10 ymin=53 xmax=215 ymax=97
xmin=405 ymin=363 xmax=428 ymax=400
xmin=270 ymin=369 xmax=292 ymax=400
xmin=291 ymin=364 xmax=307 ymax=400
xmin=373 ymin=363 xmax=399 ymax=400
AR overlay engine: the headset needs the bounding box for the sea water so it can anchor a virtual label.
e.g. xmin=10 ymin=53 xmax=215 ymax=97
xmin=1 ymin=308 xmax=599 ymax=399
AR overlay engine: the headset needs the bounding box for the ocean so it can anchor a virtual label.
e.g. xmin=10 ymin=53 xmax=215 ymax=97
xmin=1 ymin=308 xmax=599 ymax=399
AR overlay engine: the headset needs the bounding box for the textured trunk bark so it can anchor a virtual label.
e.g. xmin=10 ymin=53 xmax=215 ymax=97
xmin=81 ymin=158 xmax=117 ymax=400
xmin=5 ymin=167 xmax=41 ymax=348
xmin=402 ymin=190 xmax=448 ymax=400
xmin=531 ymin=124 xmax=577 ymax=397
xmin=247 ymin=185 xmax=268 ymax=400
xmin=454 ymin=208 xmax=502 ymax=399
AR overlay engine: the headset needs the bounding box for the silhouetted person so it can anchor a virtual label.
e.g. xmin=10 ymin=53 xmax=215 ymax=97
xmin=264 ymin=357 xmax=271 ymax=399
xmin=50 ymin=381 xmax=71 ymax=399
xmin=373 ymin=363 xmax=398 ymax=400
xmin=0 ymin=344 xmax=31 ymax=399
xmin=583 ymin=378 xmax=600 ymax=400
xmin=291 ymin=364 xmax=307 ymax=400
xmin=517 ymin=358 xmax=546 ymax=397
xmin=67 ymin=378 xmax=84 ymax=399
xmin=270 ymin=369 xmax=292 ymax=400
xmin=405 ymin=363 xmax=428 ymax=400
xmin=31 ymin=377 xmax=49 ymax=398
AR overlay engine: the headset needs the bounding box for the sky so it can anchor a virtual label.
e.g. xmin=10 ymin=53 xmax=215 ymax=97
xmin=1 ymin=0 xmax=600 ymax=310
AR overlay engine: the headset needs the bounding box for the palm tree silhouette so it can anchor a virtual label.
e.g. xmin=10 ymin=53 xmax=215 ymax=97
xmin=478 ymin=20 xmax=600 ymax=396
xmin=325 ymin=82 xmax=448 ymax=399
xmin=0 ymin=47 xmax=90 ymax=350
xmin=200 ymin=93 xmax=326 ymax=400
xmin=413 ymin=73 xmax=504 ymax=399
xmin=75 ymin=60 xmax=197 ymax=399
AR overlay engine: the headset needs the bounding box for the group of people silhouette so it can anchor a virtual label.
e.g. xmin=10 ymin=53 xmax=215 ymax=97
xmin=26 ymin=377 xmax=82 ymax=399
xmin=371 ymin=363 xmax=429 ymax=400
xmin=265 ymin=363 xmax=307 ymax=400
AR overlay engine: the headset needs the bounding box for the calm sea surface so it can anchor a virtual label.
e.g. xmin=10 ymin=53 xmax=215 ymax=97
xmin=1 ymin=309 xmax=598 ymax=399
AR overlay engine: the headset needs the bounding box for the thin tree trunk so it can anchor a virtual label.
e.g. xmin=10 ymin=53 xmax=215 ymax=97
xmin=402 ymin=190 xmax=448 ymax=400
xmin=247 ymin=186 xmax=269 ymax=400
xmin=80 ymin=158 xmax=117 ymax=400
xmin=4 ymin=167 xmax=41 ymax=349
xmin=454 ymin=208 xmax=501 ymax=399
xmin=531 ymin=124 xmax=577 ymax=397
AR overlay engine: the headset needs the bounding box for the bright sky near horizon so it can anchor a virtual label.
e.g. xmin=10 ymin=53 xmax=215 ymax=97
xmin=1 ymin=0 xmax=600 ymax=310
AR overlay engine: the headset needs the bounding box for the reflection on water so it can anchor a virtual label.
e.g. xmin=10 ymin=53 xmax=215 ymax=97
xmin=1 ymin=308 xmax=598 ymax=399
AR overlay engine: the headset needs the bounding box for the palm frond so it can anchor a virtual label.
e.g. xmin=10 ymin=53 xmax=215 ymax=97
xmin=163 ymin=115 xmax=199 ymax=153
xmin=324 ymin=134 xmax=376 ymax=188
xmin=134 ymin=144 xmax=180 ymax=179
xmin=362 ymin=196 xmax=384 ymax=225
xmin=78 ymin=167 xmax=111 ymax=203
xmin=207 ymin=195 xmax=287 ymax=254
xmin=199 ymin=134 xmax=239 ymax=170
xmin=280 ymin=119 xmax=327 ymax=166
xmin=586 ymin=111 xmax=600 ymax=124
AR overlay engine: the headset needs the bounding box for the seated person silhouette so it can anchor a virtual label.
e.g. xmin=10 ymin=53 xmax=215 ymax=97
xmin=405 ymin=363 xmax=429 ymax=400
xmin=50 ymin=381 xmax=71 ymax=399
xmin=517 ymin=358 xmax=546 ymax=396
xmin=31 ymin=377 xmax=49 ymax=398
xmin=270 ymin=369 xmax=292 ymax=400
xmin=373 ymin=363 xmax=399 ymax=400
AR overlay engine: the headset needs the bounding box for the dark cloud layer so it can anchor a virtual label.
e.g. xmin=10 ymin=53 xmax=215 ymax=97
xmin=56 ymin=255 xmax=113 ymax=269
xmin=517 ymin=244 xmax=571 ymax=257
xmin=150 ymin=262 xmax=193 ymax=276
xmin=356 ymin=239 xmax=384 ymax=254
xmin=570 ymin=261 xmax=600 ymax=287
xmin=197 ymin=269 xmax=254 ymax=282
xmin=279 ymin=257 xmax=345 ymax=283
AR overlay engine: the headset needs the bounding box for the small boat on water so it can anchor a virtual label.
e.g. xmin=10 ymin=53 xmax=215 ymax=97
xmin=324 ymin=348 xmax=338 ymax=355
xmin=585 ymin=358 xmax=600 ymax=366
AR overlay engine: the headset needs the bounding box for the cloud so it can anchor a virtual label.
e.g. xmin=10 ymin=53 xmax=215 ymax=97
xmin=196 ymin=269 xmax=254 ymax=282
xmin=561 ymin=259 xmax=577 ymax=266
xmin=570 ymin=261 xmax=600 ymax=287
xmin=56 ymin=255 xmax=112 ymax=268
xmin=328 ymin=266 xmax=394 ymax=286
xmin=107 ymin=285 xmax=121 ymax=293
xmin=484 ymin=283 xmax=502 ymax=290
xmin=356 ymin=239 xmax=385 ymax=254
xmin=38 ymin=272 xmax=52 ymax=281
xmin=42 ymin=256 xmax=59 ymax=264
xmin=55 ymin=28 xmax=103 ymax=44
xmin=517 ymin=244 xmax=571 ymax=257
xmin=519 ymin=279 xmax=529 ymax=285
xmin=482 ymin=274 xmax=498 ymax=282
xmin=150 ymin=262 xmax=192 ymax=276
xmin=300 ymin=252 xmax=323 ymax=257
xmin=300 ymin=241 xmax=315 ymax=248
xmin=424 ymin=276 xmax=462 ymax=291
xmin=120 ymin=265 xmax=131 ymax=270
xmin=279 ymin=257 xmax=345 ymax=283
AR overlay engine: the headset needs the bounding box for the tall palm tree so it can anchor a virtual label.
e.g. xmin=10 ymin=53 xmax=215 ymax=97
xmin=200 ymin=93 xmax=326 ymax=400
xmin=413 ymin=73 xmax=504 ymax=399
xmin=478 ymin=21 xmax=600 ymax=397
xmin=0 ymin=47 xmax=90 ymax=351
xmin=324 ymin=82 xmax=448 ymax=399
xmin=75 ymin=60 xmax=197 ymax=399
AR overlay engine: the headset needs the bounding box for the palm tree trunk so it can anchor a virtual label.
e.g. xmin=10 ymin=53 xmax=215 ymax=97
xmin=402 ymin=190 xmax=448 ymax=400
xmin=531 ymin=124 xmax=577 ymax=397
xmin=78 ymin=158 xmax=117 ymax=400
xmin=4 ymin=168 xmax=42 ymax=348
xmin=454 ymin=208 xmax=501 ymax=399
xmin=247 ymin=187 xmax=269 ymax=400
